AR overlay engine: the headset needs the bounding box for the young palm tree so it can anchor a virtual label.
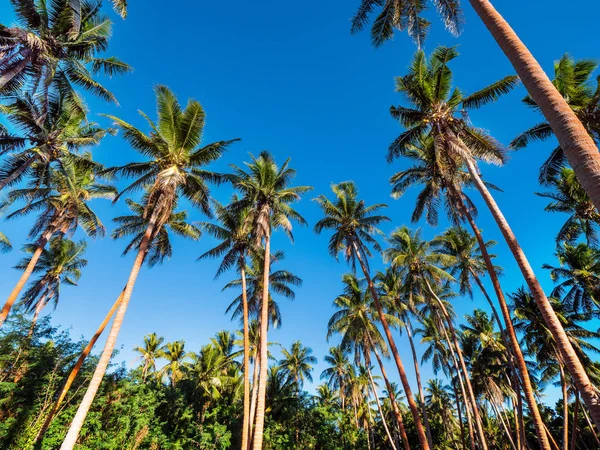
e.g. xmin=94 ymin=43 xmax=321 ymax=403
xmin=59 ymin=85 xmax=236 ymax=450
xmin=511 ymin=55 xmax=600 ymax=183
xmin=0 ymin=0 xmax=131 ymax=98
xmin=15 ymin=237 xmax=87 ymax=335
xmin=134 ymin=332 xmax=166 ymax=382
xmin=350 ymin=0 xmax=600 ymax=213
xmin=0 ymin=157 xmax=115 ymax=327
xmin=226 ymin=151 xmax=310 ymax=450
xmin=314 ymin=181 xmax=429 ymax=450
xmin=320 ymin=345 xmax=351 ymax=412
xmin=157 ymin=340 xmax=189 ymax=386
xmin=536 ymin=168 xmax=600 ymax=245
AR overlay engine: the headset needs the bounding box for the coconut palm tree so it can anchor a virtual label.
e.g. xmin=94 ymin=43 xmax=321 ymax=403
xmin=511 ymin=55 xmax=600 ymax=183
xmin=321 ymin=345 xmax=351 ymax=411
xmin=226 ymin=151 xmax=310 ymax=450
xmin=536 ymin=168 xmax=600 ymax=245
xmin=133 ymin=333 xmax=165 ymax=382
xmin=350 ymin=0 xmax=600 ymax=216
xmin=0 ymin=0 xmax=131 ymax=98
xmin=0 ymin=157 xmax=115 ymax=328
xmin=314 ymin=180 xmax=430 ymax=449
xmin=0 ymin=232 xmax=11 ymax=253
xmin=59 ymin=85 xmax=236 ymax=450
xmin=157 ymin=340 xmax=189 ymax=386
xmin=15 ymin=237 xmax=87 ymax=335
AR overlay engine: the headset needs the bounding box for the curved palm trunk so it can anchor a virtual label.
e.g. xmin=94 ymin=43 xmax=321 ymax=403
xmin=59 ymin=214 xmax=157 ymax=450
xmin=28 ymin=293 xmax=50 ymax=339
xmin=452 ymin=377 xmax=468 ymax=450
xmin=0 ymin=229 xmax=53 ymax=328
xmin=559 ymin=364 xmax=569 ymax=450
xmin=240 ymin=260 xmax=251 ymax=450
xmin=468 ymin=0 xmax=600 ymax=211
xmin=366 ymin=365 xmax=398 ymax=450
xmin=455 ymin=190 xmax=552 ymax=450
xmin=425 ymin=280 xmax=488 ymax=450
xmin=405 ymin=313 xmax=433 ymax=448
xmin=0 ymin=155 xmax=36 ymax=192
xmin=352 ymin=242 xmax=430 ymax=450
xmin=463 ymin=157 xmax=600 ymax=431
xmin=371 ymin=338 xmax=411 ymax=450
xmin=570 ymin=390 xmax=579 ymax=450
xmin=251 ymin=230 xmax=271 ymax=450
xmin=34 ymin=293 xmax=123 ymax=445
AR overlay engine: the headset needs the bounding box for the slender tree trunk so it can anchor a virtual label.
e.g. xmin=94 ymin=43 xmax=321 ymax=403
xmin=452 ymin=377 xmax=468 ymax=450
xmin=560 ymin=364 xmax=569 ymax=450
xmin=463 ymin=157 xmax=600 ymax=431
xmin=405 ymin=311 xmax=433 ymax=448
xmin=59 ymin=213 xmax=158 ymax=450
xmin=425 ymin=280 xmax=488 ymax=450
xmin=27 ymin=293 xmax=49 ymax=339
xmin=0 ymin=155 xmax=36 ymax=192
xmin=366 ymin=364 xmax=398 ymax=450
xmin=371 ymin=337 xmax=411 ymax=450
xmin=252 ymin=230 xmax=271 ymax=450
xmin=468 ymin=0 xmax=600 ymax=211
xmin=34 ymin=292 xmax=123 ymax=445
xmin=570 ymin=390 xmax=579 ymax=450
xmin=249 ymin=352 xmax=260 ymax=446
xmin=352 ymin=241 xmax=430 ymax=450
xmin=240 ymin=259 xmax=251 ymax=450
xmin=581 ymin=401 xmax=600 ymax=447
xmin=490 ymin=397 xmax=518 ymax=450
xmin=0 ymin=229 xmax=53 ymax=327
xmin=0 ymin=51 xmax=31 ymax=90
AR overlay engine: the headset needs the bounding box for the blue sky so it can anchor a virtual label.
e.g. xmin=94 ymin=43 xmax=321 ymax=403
xmin=1 ymin=0 xmax=598 ymax=406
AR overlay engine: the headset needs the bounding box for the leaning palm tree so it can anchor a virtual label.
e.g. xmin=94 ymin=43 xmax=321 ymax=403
xmin=59 ymin=85 xmax=237 ymax=450
xmin=0 ymin=156 xmax=115 ymax=327
xmin=0 ymin=0 xmax=131 ymax=99
xmin=15 ymin=237 xmax=87 ymax=335
xmin=350 ymin=0 xmax=600 ymax=214
xmin=314 ymin=181 xmax=430 ymax=450
xmin=226 ymin=151 xmax=310 ymax=450
xmin=511 ymin=54 xmax=600 ymax=183
xmin=133 ymin=333 xmax=165 ymax=382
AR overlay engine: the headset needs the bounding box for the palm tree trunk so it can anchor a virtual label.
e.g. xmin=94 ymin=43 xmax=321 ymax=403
xmin=581 ymin=399 xmax=600 ymax=447
xmin=468 ymin=0 xmax=600 ymax=211
xmin=28 ymin=292 xmax=49 ymax=339
xmin=405 ymin=309 xmax=434 ymax=448
xmin=0 ymin=155 xmax=36 ymax=192
xmin=559 ymin=363 xmax=569 ymax=450
xmin=59 ymin=212 xmax=158 ymax=450
xmin=0 ymin=229 xmax=53 ymax=328
xmin=489 ymin=395 xmax=518 ymax=450
xmin=0 ymin=51 xmax=31 ymax=90
xmin=352 ymin=241 xmax=430 ymax=450
xmin=454 ymin=187 xmax=552 ymax=450
xmin=366 ymin=364 xmax=398 ymax=450
xmin=463 ymin=156 xmax=600 ymax=431
xmin=452 ymin=376 xmax=468 ymax=450
xmin=240 ymin=258 xmax=251 ymax=450
xmin=570 ymin=390 xmax=579 ymax=450
xmin=249 ymin=353 xmax=260 ymax=446
xmin=34 ymin=292 xmax=123 ymax=445
xmin=371 ymin=337 xmax=411 ymax=450
xmin=425 ymin=280 xmax=488 ymax=450
xmin=251 ymin=230 xmax=271 ymax=450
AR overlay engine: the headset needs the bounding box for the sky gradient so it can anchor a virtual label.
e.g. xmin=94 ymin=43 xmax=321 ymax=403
xmin=1 ymin=0 xmax=598 ymax=406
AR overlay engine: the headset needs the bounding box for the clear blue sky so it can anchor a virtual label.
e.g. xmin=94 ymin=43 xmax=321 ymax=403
xmin=1 ymin=0 xmax=598 ymax=406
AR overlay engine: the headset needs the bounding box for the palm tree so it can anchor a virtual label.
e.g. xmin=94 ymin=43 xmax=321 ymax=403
xmin=0 ymin=0 xmax=131 ymax=98
xmin=511 ymin=55 xmax=600 ymax=183
xmin=0 ymin=93 xmax=112 ymax=191
xmin=543 ymin=243 xmax=600 ymax=313
xmin=350 ymin=0 xmax=600 ymax=215
xmin=15 ymin=237 xmax=87 ymax=335
xmin=133 ymin=333 xmax=165 ymax=382
xmin=59 ymin=85 xmax=236 ymax=449
xmin=390 ymin=46 xmax=598 ymax=438
xmin=0 ymin=232 xmax=11 ymax=253
xmin=536 ymin=168 xmax=600 ymax=245
xmin=320 ymin=345 xmax=351 ymax=411
xmin=226 ymin=151 xmax=310 ymax=450
xmin=157 ymin=341 xmax=189 ymax=386
xmin=313 ymin=178 xmax=431 ymax=448
xmin=0 ymin=157 xmax=115 ymax=327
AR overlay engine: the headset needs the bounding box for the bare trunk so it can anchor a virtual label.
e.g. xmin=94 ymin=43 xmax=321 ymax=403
xmin=59 ymin=213 xmax=157 ymax=449
xmin=452 ymin=377 xmax=468 ymax=450
xmin=581 ymin=401 xmax=600 ymax=447
xmin=468 ymin=0 xmax=600 ymax=211
xmin=34 ymin=292 xmax=123 ymax=445
xmin=0 ymin=229 xmax=53 ymax=327
xmin=249 ymin=349 xmax=260 ymax=446
xmin=27 ymin=293 xmax=49 ymax=339
xmin=560 ymin=364 xmax=569 ymax=450
xmin=463 ymin=156 xmax=600 ymax=432
xmin=490 ymin=397 xmax=518 ymax=450
xmin=366 ymin=364 xmax=398 ymax=450
xmin=0 ymin=155 xmax=36 ymax=192
xmin=353 ymin=241 xmax=430 ymax=450
xmin=251 ymin=230 xmax=271 ymax=450
xmin=241 ymin=260 xmax=251 ymax=450
xmin=570 ymin=390 xmax=579 ymax=450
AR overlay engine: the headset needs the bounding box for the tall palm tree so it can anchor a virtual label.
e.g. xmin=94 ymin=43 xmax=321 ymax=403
xmin=320 ymin=345 xmax=351 ymax=411
xmin=59 ymin=85 xmax=237 ymax=449
xmin=511 ymin=55 xmax=600 ymax=183
xmin=15 ymin=237 xmax=87 ymax=335
xmin=350 ymin=0 xmax=600 ymax=215
xmin=0 ymin=93 xmax=112 ymax=191
xmin=133 ymin=332 xmax=165 ymax=382
xmin=227 ymin=151 xmax=310 ymax=450
xmin=314 ymin=181 xmax=429 ymax=450
xmin=390 ymin=46 xmax=598 ymax=438
xmin=0 ymin=157 xmax=115 ymax=327
xmin=536 ymin=168 xmax=600 ymax=245
xmin=0 ymin=0 xmax=131 ymax=98
xmin=157 ymin=340 xmax=189 ymax=386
